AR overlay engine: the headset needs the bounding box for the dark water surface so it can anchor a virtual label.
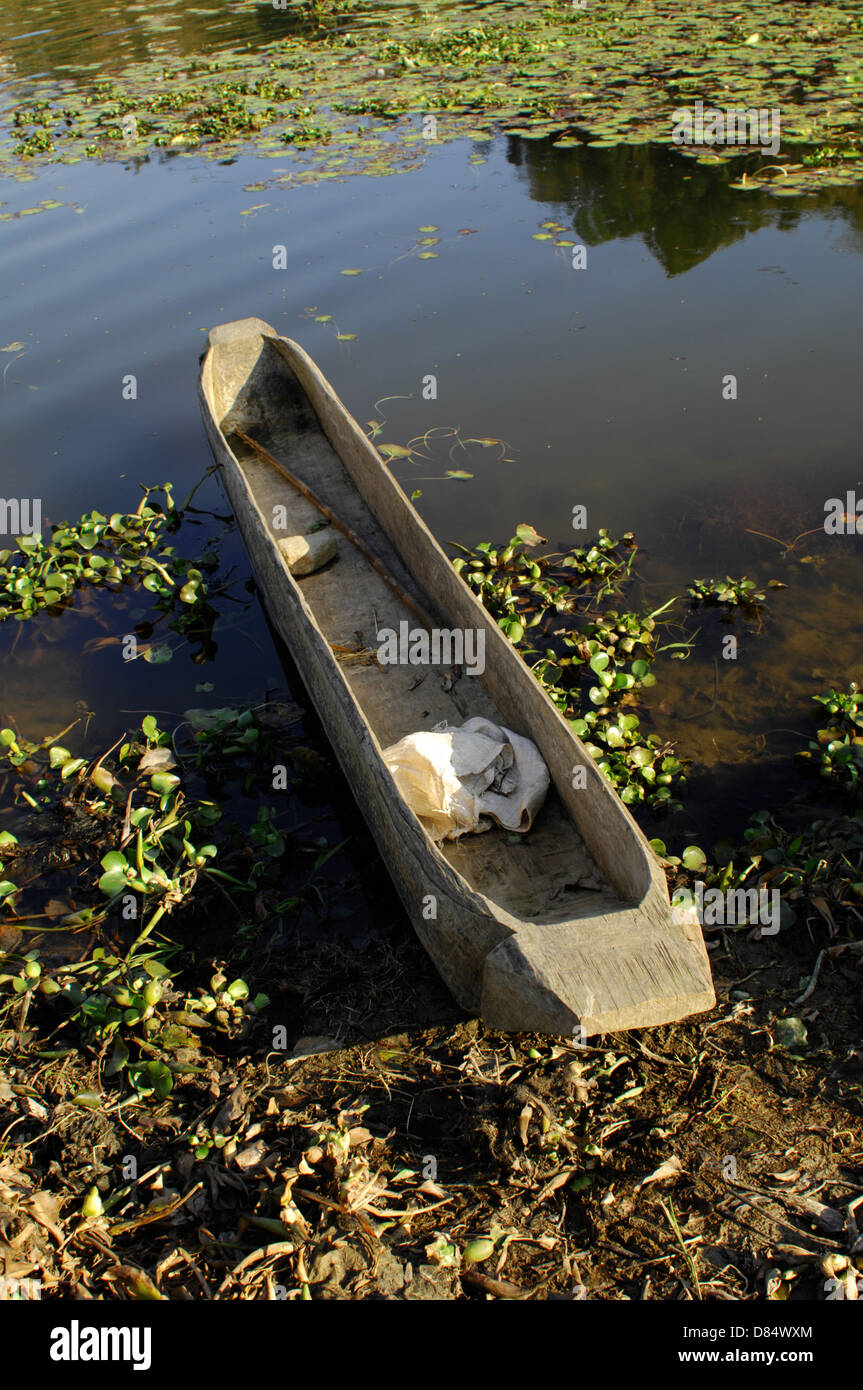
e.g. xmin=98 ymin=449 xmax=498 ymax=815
xmin=3 ymin=4 xmax=863 ymax=864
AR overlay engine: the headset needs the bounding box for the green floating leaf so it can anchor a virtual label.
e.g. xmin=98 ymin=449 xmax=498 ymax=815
xmin=143 ymin=643 xmax=173 ymax=665
xmin=515 ymin=523 xmax=546 ymax=547
xmin=105 ymin=1038 xmax=129 ymax=1076
xmin=340 ymin=268 xmax=365 ymax=276
xmin=90 ymin=765 xmax=115 ymax=795
xmin=150 ymin=772 xmax=181 ymax=794
xmin=98 ymin=866 xmax=128 ymax=897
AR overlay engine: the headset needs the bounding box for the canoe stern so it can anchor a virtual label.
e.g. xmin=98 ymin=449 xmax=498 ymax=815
xmin=481 ymin=907 xmax=716 ymax=1036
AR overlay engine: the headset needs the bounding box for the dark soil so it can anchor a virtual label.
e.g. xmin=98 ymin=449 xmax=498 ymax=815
xmin=2 ymin=892 xmax=861 ymax=1301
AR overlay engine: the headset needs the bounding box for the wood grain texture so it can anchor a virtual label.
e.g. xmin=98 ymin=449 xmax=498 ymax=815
xmin=199 ymin=317 xmax=715 ymax=1034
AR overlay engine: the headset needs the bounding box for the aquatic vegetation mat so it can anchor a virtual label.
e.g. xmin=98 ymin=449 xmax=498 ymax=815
xmin=452 ymin=524 xmax=700 ymax=812
xmin=0 ymin=486 xmax=207 ymax=626
xmin=0 ymin=698 xmax=365 ymax=1101
xmin=4 ymin=2 xmax=863 ymax=192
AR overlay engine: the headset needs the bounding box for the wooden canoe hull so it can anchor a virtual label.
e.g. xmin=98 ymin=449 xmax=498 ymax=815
xmin=199 ymin=318 xmax=715 ymax=1035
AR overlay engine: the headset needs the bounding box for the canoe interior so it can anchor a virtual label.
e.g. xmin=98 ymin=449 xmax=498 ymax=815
xmin=208 ymin=332 xmax=623 ymax=925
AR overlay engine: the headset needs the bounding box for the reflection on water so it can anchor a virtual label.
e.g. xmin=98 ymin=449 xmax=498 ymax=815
xmin=509 ymin=138 xmax=863 ymax=276
xmin=0 ymin=0 xmax=513 ymax=91
xmin=0 ymin=0 xmax=304 ymax=87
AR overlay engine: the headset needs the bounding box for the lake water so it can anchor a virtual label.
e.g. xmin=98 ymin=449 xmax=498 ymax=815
xmin=3 ymin=0 xmax=863 ymax=876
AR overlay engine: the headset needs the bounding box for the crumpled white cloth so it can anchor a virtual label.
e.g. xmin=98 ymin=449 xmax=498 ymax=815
xmin=382 ymin=716 xmax=550 ymax=842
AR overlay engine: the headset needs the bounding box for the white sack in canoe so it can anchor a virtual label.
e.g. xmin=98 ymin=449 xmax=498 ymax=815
xmin=382 ymin=716 xmax=550 ymax=843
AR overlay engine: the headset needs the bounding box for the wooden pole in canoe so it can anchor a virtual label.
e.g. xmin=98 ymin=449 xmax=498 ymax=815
xmin=231 ymin=429 xmax=436 ymax=632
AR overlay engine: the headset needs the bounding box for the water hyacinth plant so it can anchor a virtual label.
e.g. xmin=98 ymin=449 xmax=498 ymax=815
xmin=0 ymin=716 xmax=273 ymax=1099
xmin=0 ymin=714 xmax=225 ymax=946
xmin=655 ymin=801 xmax=863 ymax=933
xmin=452 ymin=525 xmax=689 ymax=811
xmin=797 ymin=684 xmax=863 ymax=794
xmin=0 ymin=701 xmax=347 ymax=1097
xmin=0 ymin=484 xmax=212 ymax=639
xmin=687 ymin=575 xmax=766 ymax=610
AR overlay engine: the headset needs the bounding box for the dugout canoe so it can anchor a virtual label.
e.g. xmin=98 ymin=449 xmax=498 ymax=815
xmin=199 ymin=317 xmax=715 ymax=1036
